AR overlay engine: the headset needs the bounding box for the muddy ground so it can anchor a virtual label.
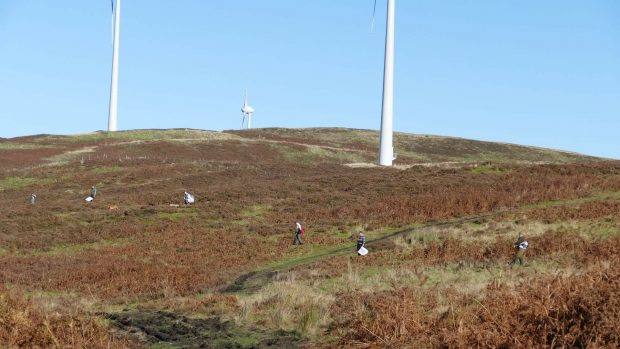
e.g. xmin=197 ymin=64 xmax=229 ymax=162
xmin=107 ymin=310 xmax=302 ymax=348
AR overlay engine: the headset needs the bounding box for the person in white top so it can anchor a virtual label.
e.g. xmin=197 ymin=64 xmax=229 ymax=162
xmin=294 ymin=222 xmax=304 ymax=245
xmin=184 ymin=192 xmax=195 ymax=205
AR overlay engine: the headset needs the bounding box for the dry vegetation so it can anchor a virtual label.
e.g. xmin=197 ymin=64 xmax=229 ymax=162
xmin=328 ymin=263 xmax=620 ymax=348
xmin=327 ymin=235 xmax=620 ymax=348
xmin=0 ymin=288 xmax=130 ymax=348
xmin=1 ymin=128 xmax=619 ymax=348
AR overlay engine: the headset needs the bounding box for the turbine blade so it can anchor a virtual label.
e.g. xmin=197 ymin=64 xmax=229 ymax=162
xmin=371 ymin=0 xmax=377 ymax=32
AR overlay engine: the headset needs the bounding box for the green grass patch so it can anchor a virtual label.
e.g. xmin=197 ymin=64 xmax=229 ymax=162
xmin=157 ymin=210 xmax=199 ymax=222
xmin=240 ymin=204 xmax=272 ymax=219
xmin=318 ymin=257 xmax=566 ymax=296
xmin=593 ymin=191 xmax=620 ymax=200
xmin=523 ymin=191 xmax=620 ymax=210
xmin=238 ymin=127 xmax=378 ymax=148
xmin=27 ymin=289 xmax=80 ymax=298
xmin=34 ymin=129 xmax=238 ymax=143
xmin=42 ymin=146 xmax=97 ymax=166
xmin=209 ymin=333 xmax=268 ymax=347
xmin=0 ymin=143 xmax=52 ymax=150
xmin=17 ymin=238 xmax=130 ymax=257
xmin=563 ymin=219 xmax=620 ymax=239
xmin=235 ymin=204 xmax=272 ymax=224
xmin=471 ymin=163 xmax=510 ymax=174
xmin=0 ymin=177 xmax=45 ymax=191
xmin=266 ymin=225 xmax=417 ymax=272
xmin=97 ymin=317 xmax=113 ymax=328
xmin=91 ymin=166 xmax=126 ymax=174
xmin=273 ymin=144 xmax=369 ymax=164
xmin=410 ymin=231 xmax=441 ymax=245
xmin=269 ymin=243 xmax=353 ymax=271
xmin=101 ymin=302 xmax=141 ymax=314
xmin=421 ymin=264 xmax=501 ymax=290
xmin=149 ymin=344 xmax=180 ymax=349
xmin=251 ymin=127 xmax=595 ymax=164
xmin=592 ymin=225 xmax=620 ymax=239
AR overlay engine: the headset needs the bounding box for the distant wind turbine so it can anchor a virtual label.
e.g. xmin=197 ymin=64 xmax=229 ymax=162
xmin=241 ymin=91 xmax=255 ymax=129
xmin=108 ymin=0 xmax=121 ymax=132
xmin=373 ymin=0 xmax=396 ymax=166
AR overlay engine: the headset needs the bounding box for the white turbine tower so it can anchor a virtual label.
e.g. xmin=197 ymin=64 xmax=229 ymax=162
xmin=374 ymin=0 xmax=396 ymax=166
xmin=241 ymin=91 xmax=255 ymax=129
xmin=108 ymin=0 xmax=121 ymax=132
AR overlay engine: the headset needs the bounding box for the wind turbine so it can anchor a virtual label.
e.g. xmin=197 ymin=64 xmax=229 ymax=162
xmin=241 ymin=91 xmax=255 ymax=129
xmin=108 ymin=0 xmax=121 ymax=132
xmin=374 ymin=0 xmax=396 ymax=166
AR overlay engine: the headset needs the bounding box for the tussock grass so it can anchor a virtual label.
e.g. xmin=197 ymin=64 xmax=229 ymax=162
xmin=236 ymin=274 xmax=334 ymax=337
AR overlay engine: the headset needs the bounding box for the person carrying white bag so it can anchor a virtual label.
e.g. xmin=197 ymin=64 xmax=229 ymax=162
xmin=85 ymin=186 xmax=96 ymax=202
xmin=184 ymin=192 xmax=195 ymax=205
xmin=357 ymin=232 xmax=368 ymax=256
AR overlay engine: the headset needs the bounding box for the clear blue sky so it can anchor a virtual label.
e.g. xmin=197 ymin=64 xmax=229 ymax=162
xmin=1 ymin=1 xmax=619 ymax=158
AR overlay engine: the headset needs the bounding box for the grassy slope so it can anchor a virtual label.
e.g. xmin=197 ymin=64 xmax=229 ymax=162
xmin=226 ymin=127 xmax=600 ymax=163
xmin=2 ymin=127 xmax=601 ymax=166
xmin=1 ymin=128 xmax=618 ymax=348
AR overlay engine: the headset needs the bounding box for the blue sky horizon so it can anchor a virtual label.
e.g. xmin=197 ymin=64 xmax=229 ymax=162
xmin=1 ymin=1 xmax=619 ymax=159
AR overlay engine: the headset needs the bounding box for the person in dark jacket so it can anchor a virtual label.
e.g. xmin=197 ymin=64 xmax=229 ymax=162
xmin=511 ymin=233 xmax=529 ymax=266
xmin=357 ymin=232 xmax=366 ymax=255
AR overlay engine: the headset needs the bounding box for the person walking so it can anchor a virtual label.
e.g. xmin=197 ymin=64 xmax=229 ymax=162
xmin=357 ymin=232 xmax=366 ymax=255
xmin=30 ymin=193 xmax=37 ymax=205
xmin=90 ymin=186 xmax=97 ymax=200
xmin=511 ymin=233 xmax=529 ymax=266
xmin=293 ymin=222 xmax=304 ymax=245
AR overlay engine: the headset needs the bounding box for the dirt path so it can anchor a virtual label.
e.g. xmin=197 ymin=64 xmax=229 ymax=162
xmin=223 ymin=211 xmax=502 ymax=294
xmin=224 ymin=190 xmax=620 ymax=294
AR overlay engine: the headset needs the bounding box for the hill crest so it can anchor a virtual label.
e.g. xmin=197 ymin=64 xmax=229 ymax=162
xmin=0 ymin=128 xmax=607 ymax=170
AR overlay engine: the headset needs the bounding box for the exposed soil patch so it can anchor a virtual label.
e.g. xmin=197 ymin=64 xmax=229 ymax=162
xmin=107 ymin=310 xmax=302 ymax=348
